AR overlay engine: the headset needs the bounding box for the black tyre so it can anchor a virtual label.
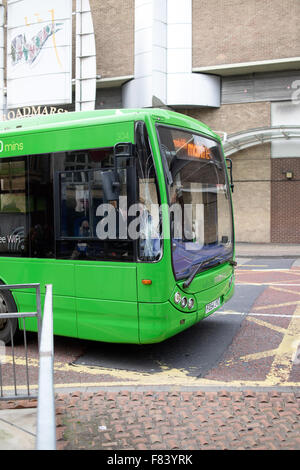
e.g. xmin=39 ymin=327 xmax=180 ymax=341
xmin=0 ymin=289 xmax=18 ymax=346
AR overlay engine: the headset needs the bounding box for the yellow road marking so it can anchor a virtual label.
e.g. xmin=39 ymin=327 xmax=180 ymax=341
xmin=1 ymin=377 xmax=300 ymax=392
xmin=1 ymin=376 xmax=300 ymax=392
xmin=2 ymin=344 xmax=300 ymax=389
xmin=246 ymin=317 xmax=287 ymax=335
xmin=266 ymin=304 xmax=300 ymax=384
xmin=225 ymin=304 xmax=300 ymax=386
xmin=255 ymin=300 xmax=300 ymax=310
xmin=237 ymin=265 xmax=267 ymax=268
xmin=269 ymin=286 xmax=300 ymax=296
xmin=229 ymin=348 xmax=278 ymax=363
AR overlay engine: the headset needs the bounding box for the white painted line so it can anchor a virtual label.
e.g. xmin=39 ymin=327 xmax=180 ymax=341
xmin=237 ymin=268 xmax=300 ymax=272
xmin=235 ymin=258 xmax=251 ymax=265
xmin=236 ymin=283 xmax=300 ymax=286
xmin=217 ymin=310 xmax=300 ymax=319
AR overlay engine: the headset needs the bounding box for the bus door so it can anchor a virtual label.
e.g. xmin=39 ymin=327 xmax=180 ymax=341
xmin=55 ymin=144 xmax=139 ymax=343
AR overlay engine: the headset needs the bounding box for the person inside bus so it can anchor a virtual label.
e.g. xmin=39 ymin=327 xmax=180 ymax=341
xmin=73 ymin=197 xmax=90 ymax=237
xmin=71 ymin=219 xmax=91 ymax=259
xmin=138 ymin=196 xmax=161 ymax=259
xmin=78 ymin=219 xmax=91 ymax=237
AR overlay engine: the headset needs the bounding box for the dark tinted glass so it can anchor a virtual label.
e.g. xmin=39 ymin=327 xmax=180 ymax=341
xmin=0 ymin=148 xmax=134 ymax=261
xmin=54 ymin=148 xmax=135 ymax=261
xmin=0 ymin=157 xmax=28 ymax=256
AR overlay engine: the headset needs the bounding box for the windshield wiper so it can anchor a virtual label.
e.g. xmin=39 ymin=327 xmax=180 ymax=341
xmin=183 ymin=255 xmax=225 ymax=289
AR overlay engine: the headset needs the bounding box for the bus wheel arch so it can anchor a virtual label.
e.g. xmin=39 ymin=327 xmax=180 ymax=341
xmin=0 ymin=280 xmax=19 ymax=345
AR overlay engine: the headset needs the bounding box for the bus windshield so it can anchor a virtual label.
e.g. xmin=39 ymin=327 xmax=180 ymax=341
xmin=156 ymin=125 xmax=233 ymax=281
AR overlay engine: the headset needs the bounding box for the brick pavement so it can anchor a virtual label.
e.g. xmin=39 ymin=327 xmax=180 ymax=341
xmin=53 ymin=388 xmax=300 ymax=450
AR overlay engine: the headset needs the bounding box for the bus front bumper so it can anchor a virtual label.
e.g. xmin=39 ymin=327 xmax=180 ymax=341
xmin=138 ymin=276 xmax=234 ymax=344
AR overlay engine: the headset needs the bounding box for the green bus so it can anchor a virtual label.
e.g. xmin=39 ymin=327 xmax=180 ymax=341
xmin=0 ymin=108 xmax=235 ymax=345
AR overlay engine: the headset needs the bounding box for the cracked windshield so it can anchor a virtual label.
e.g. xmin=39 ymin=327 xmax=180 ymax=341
xmin=157 ymin=125 xmax=233 ymax=280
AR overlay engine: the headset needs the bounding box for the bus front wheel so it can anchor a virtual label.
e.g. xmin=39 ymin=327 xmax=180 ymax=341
xmin=0 ymin=289 xmax=18 ymax=346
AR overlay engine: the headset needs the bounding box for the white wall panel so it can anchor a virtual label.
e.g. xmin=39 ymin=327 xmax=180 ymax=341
xmin=168 ymin=73 xmax=220 ymax=107
xmin=123 ymin=0 xmax=220 ymax=109
xmin=167 ymin=24 xmax=192 ymax=50
xmin=123 ymin=0 xmax=167 ymax=108
xmin=75 ymin=0 xmax=96 ymax=111
xmin=167 ymin=0 xmax=191 ymax=23
xmin=271 ymin=102 xmax=300 ymax=157
xmin=167 ymin=48 xmax=191 ymax=74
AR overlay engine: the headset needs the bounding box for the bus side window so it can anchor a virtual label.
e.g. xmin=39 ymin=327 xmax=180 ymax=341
xmin=54 ymin=148 xmax=135 ymax=261
xmin=28 ymin=154 xmax=55 ymax=258
xmin=0 ymin=157 xmax=28 ymax=257
xmin=60 ymin=171 xmax=90 ymax=238
xmin=0 ymin=155 xmax=55 ymax=259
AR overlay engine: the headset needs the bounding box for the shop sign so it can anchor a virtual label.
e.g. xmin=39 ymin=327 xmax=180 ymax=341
xmin=3 ymin=106 xmax=68 ymax=121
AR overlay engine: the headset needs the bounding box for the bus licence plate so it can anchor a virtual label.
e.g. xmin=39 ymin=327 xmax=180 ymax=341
xmin=205 ymin=298 xmax=221 ymax=314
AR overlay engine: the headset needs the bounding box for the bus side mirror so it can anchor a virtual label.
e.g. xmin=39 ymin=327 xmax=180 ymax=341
xmin=226 ymin=158 xmax=234 ymax=193
xmin=101 ymin=143 xmax=136 ymax=201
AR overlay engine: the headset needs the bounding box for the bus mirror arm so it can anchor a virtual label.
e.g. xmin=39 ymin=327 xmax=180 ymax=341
xmin=114 ymin=142 xmax=136 ymax=159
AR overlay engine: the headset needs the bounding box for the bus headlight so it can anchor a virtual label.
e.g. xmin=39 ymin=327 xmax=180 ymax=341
xmin=174 ymin=292 xmax=181 ymax=304
xmin=181 ymin=297 xmax=187 ymax=308
xmin=188 ymin=298 xmax=194 ymax=310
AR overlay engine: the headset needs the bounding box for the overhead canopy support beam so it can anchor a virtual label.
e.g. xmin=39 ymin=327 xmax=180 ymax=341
xmin=221 ymin=126 xmax=300 ymax=156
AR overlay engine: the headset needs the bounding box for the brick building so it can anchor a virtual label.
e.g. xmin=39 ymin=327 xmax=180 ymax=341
xmin=8 ymin=0 xmax=300 ymax=244
xmin=84 ymin=0 xmax=300 ymax=244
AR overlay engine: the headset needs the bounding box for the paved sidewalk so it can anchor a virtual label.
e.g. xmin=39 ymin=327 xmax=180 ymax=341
xmin=0 ymin=400 xmax=37 ymax=450
xmin=1 ymin=387 xmax=300 ymax=450
xmin=235 ymin=243 xmax=300 ymax=258
xmin=54 ymin=388 xmax=300 ymax=450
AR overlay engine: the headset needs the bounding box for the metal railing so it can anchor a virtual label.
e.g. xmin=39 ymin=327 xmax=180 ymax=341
xmin=0 ymin=283 xmax=42 ymax=400
xmin=36 ymin=284 xmax=56 ymax=450
xmin=0 ymin=283 xmax=56 ymax=450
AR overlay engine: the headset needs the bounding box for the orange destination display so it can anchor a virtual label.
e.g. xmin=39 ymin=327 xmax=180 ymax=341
xmin=173 ymin=138 xmax=212 ymax=160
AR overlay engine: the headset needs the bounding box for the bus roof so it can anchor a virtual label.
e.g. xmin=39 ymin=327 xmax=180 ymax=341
xmin=0 ymin=108 xmax=220 ymax=141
